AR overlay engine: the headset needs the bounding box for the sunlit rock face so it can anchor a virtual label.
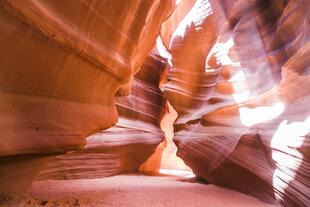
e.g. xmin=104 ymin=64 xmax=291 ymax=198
xmin=37 ymin=53 xmax=167 ymax=180
xmin=162 ymin=0 xmax=310 ymax=206
xmin=0 ymin=0 xmax=173 ymax=192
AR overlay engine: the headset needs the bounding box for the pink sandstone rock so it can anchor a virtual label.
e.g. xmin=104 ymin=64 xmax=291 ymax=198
xmin=162 ymin=0 xmax=310 ymax=206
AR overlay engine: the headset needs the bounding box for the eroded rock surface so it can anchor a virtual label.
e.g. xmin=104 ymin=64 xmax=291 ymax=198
xmin=162 ymin=0 xmax=310 ymax=206
xmin=1 ymin=0 xmax=309 ymax=205
xmin=0 ymin=0 xmax=173 ymax=192
xmin=37 ymin=53 xmax=167 ymax=180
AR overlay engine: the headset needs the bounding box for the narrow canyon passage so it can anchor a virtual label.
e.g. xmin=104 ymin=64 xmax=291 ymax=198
xmin=1 ymin=101 xmax=276 ymax=207
xmin=1 ymin=101 xmax=274 ymax=207
xmin=0 ymin=0 xmax=310 ymax=206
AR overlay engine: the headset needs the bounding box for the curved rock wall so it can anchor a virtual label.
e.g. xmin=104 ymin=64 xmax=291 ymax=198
xmin=1 ymin=0 xmax=309 ymax=205
xmin=0 ymin=0 xmax=173 ymax=192
xmin=37 ymin=53 xmax=168 ymax=180
xmin=162 ymin=0 xmax=310 ymax=206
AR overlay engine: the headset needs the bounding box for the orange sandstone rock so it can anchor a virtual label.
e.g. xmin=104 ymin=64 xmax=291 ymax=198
xmin=0 ymin=0 xmax=173 ymax=192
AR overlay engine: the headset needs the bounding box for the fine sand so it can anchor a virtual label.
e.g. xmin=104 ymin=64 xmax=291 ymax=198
xmin=6 ymin=173 xmax=280 ymax=207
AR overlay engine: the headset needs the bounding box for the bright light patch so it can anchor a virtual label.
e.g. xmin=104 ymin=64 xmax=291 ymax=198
xmin=230 ymin=71 xmax=246 ymax=82
xmin=271 ymin=116 xmax=310 ymax=200
xmin=229 ymin=70 xmax=250 ymax=103
xmin=217 ymin=38 xmax=239 ymax=66
xmin=216 ymin=38 xmax=284 ymax=126
xmin=175 ymin=0 xmax=182 ymax=6
xmin=206 ymin=37 xmax=240 ymax=69
xmin=156 ymin=36 xmax=172 ymax=66
xmin=159 ymin=169 xmax=195 ymax=178
xmin=232 ymin=91 xmax=250 ymax=103
xmin=209 ymin=37 xmax=249 ymax=104
xmin=171 ymin=0 xmax=213 ymax=46
xmin=239 ymin=102 xmax=285 ymax=126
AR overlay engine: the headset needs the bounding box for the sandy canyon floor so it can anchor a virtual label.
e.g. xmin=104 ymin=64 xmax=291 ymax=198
xmin=1 ymin=173 xmax=279 ymax=207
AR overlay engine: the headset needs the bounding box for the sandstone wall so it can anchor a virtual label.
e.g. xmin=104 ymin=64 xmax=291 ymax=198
xmin=0 ymin=0 xmax=173 ymax=193
xmin=162 ymin=0 xmax=310 ymax=206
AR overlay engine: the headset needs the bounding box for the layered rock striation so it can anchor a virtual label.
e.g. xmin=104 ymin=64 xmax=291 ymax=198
xmin=162 ymin=0 xmax=310 ymax=206
xmin=37 ymin=53 xmax=168 ymax=180
xmin=1 ymin=0 xmax=309 ymax=205
xmin=0 ymin=0 xmax=173 ymax=192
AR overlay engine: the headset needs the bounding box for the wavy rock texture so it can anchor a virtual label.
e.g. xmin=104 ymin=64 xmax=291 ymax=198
xmin=162 ymin=0 xmax=310 ymax=206
xmin=0 ymin=0 xmax=173 ymax=192
xmin=36 ymin=53 xmax=167 ymax=180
